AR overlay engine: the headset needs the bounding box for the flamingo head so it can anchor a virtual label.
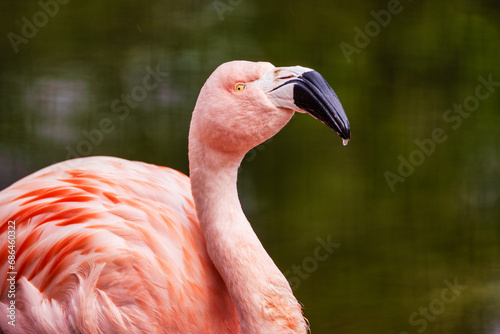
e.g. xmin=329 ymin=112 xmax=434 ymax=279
xmin=189 ymin=60 xmax=351 ymax=155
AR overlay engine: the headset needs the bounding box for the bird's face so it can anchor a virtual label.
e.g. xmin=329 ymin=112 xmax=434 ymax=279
xmin=190 ymin=61 xmax=351 ymax=155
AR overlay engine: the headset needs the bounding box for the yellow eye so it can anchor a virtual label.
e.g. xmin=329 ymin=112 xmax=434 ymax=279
xmin=234 ymin=83 xmax=246 ymax=92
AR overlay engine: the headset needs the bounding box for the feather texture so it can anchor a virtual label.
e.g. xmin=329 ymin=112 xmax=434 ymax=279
xmin=0 ymin=156 xmax=239 ymax=333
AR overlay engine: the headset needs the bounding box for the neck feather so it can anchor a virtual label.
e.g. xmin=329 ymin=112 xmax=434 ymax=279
xmin=188 ymin=137 xmax=307 ymax=334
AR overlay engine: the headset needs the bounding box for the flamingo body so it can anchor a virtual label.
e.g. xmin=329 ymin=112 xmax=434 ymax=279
xmin=0 ymin=156 xmax=238 ymax=333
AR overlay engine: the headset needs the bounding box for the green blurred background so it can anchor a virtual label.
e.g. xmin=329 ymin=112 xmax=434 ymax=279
xmin=1 ymin=0 xmax=500 ymax=333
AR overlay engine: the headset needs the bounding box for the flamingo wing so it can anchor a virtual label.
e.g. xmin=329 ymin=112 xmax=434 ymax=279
xmin=0 ymin=156 xmax=239 ymax=334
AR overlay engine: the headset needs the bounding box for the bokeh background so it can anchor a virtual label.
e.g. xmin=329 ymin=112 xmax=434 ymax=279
xmin=1 ymin=0 xmax=500 ymax=333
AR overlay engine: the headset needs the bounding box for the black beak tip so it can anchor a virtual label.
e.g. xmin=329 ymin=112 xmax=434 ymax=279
xmin=341 ymin=127 xmax=351 ymax=141
xmin=334 ymin=123 xmax=351 ymax=146
xmin=292 ymin=70 xmax=351 ymax=144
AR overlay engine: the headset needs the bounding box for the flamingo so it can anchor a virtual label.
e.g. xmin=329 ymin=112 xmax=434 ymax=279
xmin=0 ymin=61 xmax=350 ymax=334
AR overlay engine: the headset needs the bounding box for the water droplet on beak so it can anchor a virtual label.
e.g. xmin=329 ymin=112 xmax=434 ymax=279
xmin=342 ymin=138 xmax=349 ymax=146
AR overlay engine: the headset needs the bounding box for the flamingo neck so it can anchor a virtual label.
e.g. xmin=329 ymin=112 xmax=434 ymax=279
xmin=188 ymin=139 xmax=307 ymax=334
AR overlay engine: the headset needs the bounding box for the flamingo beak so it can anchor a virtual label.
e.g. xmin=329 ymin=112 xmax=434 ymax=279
xmin=261 ymin=66 xmax=351 ymax=144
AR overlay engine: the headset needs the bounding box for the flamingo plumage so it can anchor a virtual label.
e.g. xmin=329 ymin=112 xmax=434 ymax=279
xmin=0 ymin=61 xmax=350 ymax=334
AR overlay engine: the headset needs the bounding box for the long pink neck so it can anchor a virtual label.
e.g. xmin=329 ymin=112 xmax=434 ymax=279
xmin=188 ymin=138 xmax=307 ymax=334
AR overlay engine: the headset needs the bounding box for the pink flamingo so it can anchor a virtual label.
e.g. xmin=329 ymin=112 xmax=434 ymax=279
xmin=0 ymin=61 xmax=350 ymax=334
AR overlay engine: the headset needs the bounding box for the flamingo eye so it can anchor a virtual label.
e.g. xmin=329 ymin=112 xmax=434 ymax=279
xmin=234 ymin=83 xmax=246 ymax=92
